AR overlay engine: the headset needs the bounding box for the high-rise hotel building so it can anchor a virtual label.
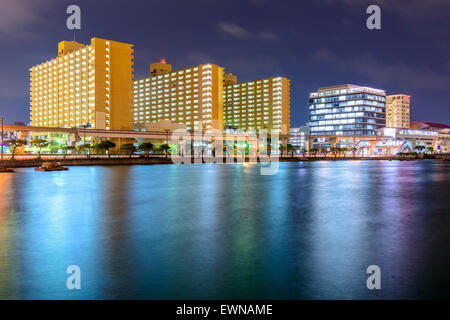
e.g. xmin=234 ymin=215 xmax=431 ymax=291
xmin=132 ymin=61 xmax=224 ymax=131
xmin=133 ymin=61 xmax=291 ymax=134
xmin=309 ymin=84 xmax=386 ymax=136
xmin=30 ymin=38 xmax=134 ymax=130
xmin=223 ymin=77 xmax=290 ymax=134
xmin=386 ymin=94 xmax=410 ymax=128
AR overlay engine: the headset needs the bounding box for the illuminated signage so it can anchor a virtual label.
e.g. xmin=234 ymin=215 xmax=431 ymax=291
xmin=398 ymin=129 xmax=438 ymax=137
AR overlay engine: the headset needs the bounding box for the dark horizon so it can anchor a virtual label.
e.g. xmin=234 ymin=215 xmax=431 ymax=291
xmin=1 ymin=0 xmax=449 ymax=126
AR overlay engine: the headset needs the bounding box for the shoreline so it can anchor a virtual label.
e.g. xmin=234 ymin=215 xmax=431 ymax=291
xmin=1 ymin=154 xmax=449 ymax=168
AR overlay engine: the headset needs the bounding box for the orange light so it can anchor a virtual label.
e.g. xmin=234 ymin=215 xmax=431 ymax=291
xmin=160 ymin=58 xmax=166 ymax=64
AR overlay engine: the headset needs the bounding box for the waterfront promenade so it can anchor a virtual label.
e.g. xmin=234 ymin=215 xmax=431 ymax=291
xmin=1 ymin=154 xmax=449 ymax=168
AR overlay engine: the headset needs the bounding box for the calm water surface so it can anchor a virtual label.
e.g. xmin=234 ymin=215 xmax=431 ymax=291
xmin=0 ymin=160 xmax=449 ymax=299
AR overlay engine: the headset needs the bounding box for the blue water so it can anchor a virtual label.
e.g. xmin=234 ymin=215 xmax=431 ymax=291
xmin=0 ymin=160 xmax=449 ymax=299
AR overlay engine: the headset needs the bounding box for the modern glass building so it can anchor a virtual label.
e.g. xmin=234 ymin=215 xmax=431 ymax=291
xmin=309 ymin=84 xmax=386 ymax=136
xmin=289 ymin=124 xmax=309 ymax=152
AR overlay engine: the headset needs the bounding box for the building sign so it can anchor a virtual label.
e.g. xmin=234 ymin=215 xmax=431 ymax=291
xmin=398 ymin=129 xmax=438 ymax=137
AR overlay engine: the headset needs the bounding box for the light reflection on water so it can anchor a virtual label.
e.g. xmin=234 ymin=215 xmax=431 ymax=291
xmin=0 ymin=160 xmax=449 ymax=299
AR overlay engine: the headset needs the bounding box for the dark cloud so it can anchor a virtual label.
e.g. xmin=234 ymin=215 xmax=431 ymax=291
xmin=217 ymin=22 xmax=278 ymax=43
xmin=217 ymin=22 xmax=252 ymax=39
xmin=0 ymin=0 xmax=53 ymax=39
xmin=312 ymin=48 xmax=450 ymax=92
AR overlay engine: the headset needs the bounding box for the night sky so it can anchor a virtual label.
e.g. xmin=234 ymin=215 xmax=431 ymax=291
xmin=1 ymin=0 xmax=449 ymax=127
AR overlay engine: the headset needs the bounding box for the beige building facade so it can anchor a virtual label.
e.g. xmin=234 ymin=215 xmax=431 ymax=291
xmin=386 ymin=94 xmax=410 ymax=128
xmin=132 ymin=62 xmax=224 ymax=132
xmin=30 ymin=38 xmax=134 ymax=130
xmin=223 ymin=77 xmax=290 ymax=134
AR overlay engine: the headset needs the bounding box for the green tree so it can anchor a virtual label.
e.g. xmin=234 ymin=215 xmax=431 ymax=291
xmin=30 ymin=138 xmax=49 ymax=159
xmin=415 ymin=145 xmax=425 ymax=153
xmin=286 ymin=144 xmax=296 ymax=157
xmin=96 ymin=140 xmax=116 ymax=158
xmin=279 ymin=144 xmax=286 ymax=156
xmin=78 ymin=143 xmax=93 ymax=159
xmin=321 ymin=147 xmax=330 ymax=157
xmin=138 ymin=142 xmax=154 ymax=158
xmin=426 ymin=146 xmax=434 ymax=153
xmin=330 ymin=147 xmax=339 ymax=159
xmin=309 ymin=148 xmax=318 ymax=158
xmin=340 ymin=146 xmax=349 ymax=157
xmin=300 ymin=147 xmax=306 ymax=155
xmin=4 ymin=139 xmax=27 ymax=160
xmin=159 ymin=144 xmax=170 ymax=158
xmin=62 ymin=146 xmax=75 ymax=159
xmin=121 ymin=143 xmax=137 ymax=157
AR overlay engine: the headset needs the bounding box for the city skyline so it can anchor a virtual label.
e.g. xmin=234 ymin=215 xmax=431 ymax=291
xmin=1 ymin=0 xmax=450 ymax=127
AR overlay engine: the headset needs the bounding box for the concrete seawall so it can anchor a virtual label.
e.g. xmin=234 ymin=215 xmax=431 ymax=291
xmin=1 ymin=154 xmax=449 ymax=168
xmin=0 ymin=157 xmax=173 ymax=168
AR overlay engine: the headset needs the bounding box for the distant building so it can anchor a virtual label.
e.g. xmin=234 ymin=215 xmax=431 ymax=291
xmin=290 ymin=124 xmax=309 ymax=152
xmin=224 ymin=77 xmax=291 ymax=134
xmin=376 ymin=126 xmax=450 ymax=154
xmin=410 ymin=121 xmax=450 ymax=134
xmin=309 ymin=84 xmax=386 ymax=136
xmin=30 ymin=38 xmax=134 ymax=130
xmin=30 ymin=37 xmax=292 ymax=135
xmin=133 ymin=61 xmax=291 ymax=134
xmin=132 ymin=62 xmax=225 ymax=132
xmin=386 ymin=94 xmax=410 ymax=128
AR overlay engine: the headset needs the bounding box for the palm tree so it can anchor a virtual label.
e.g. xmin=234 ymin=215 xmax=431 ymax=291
xmin=30 ymin=138 xmax=49 ymax=159
xmin=121 ymin=143 xmax=137 ymax=158
xmin=330 ymin=147 xmax=339 ymax=159
xmin=340 ymin=146 xmax=349 ymax=158
xmin=159 ymin=144 xmax=170 ymax=158
xmin=79 ymin=143 xmax=93 ymax=159
xmin=415 ymin=145 xmax=425 ymax=153
xmin=95 ymin=140 xmax=116 ymax=158
xmin=279 ymin=144 xmax=286 ymax=157
xmin=309 ymin=148 xmax=318 ymax=158
xmin=63 ymin=146 xmax=75 ymax=159
xmin=4 ymin=139 xmax=26 ymax=160
xmin=286 ymin=144 xmax=296 ymax=158
xmin=138 ymin=142 xmax=154 ymax=158
xmin=300 ymin=147 xmax=306 ymax=156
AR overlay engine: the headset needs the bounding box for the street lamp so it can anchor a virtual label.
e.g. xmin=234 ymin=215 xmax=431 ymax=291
xmin=79 ymin=123 xmax=91 ymax=158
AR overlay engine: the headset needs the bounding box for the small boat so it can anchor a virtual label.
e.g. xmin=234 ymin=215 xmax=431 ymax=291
xmin=35 ymin=162 xmax=68 ymax=172
xmin=0 ymin=167 xmax=15 ymax=173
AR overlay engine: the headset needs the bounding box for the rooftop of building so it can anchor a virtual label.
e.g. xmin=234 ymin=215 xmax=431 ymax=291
xmin=411 ymin=121 xmax=450 ymax=129
xmin=310 ymin=84 xmax=386 ymax=97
